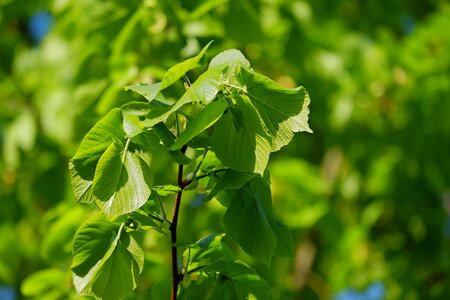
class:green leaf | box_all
[153,184,181,196]
[72,215,144,300]
[203,170,256,202]
[273,219,294,257]
[209,49,251,81]
[170,99,227,150]
[71,214,119,276]
[69,159,96,203]
[72,108,125,162]
[21,268,67,297]
[236,66,312,151]
[121,101,152,116]
[124,82,161,102]
[160,41,213,90]
[208,261,273,300]
[123,113,143,138]
[92,140,153,217]
[90,233,144,300]
[153,123,192,165]
[212,95,271,174]
[141,67,223,128]
[223,178,277,264]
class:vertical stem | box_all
[170,145,187,300]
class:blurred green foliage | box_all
[1,0,449,299]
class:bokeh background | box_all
[1,0,449,299]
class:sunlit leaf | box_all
[171,99,227,150]
[124,82,161,102]
[92,140,153,217]
[160,41,213,90]
[236,66,312,151]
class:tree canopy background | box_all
[0,0,449,299]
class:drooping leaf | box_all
[72,108,125,162]
[212,95,271,174]
[160,41,213,90]
[223,178,277,264]
[236,66,312,151]
[90,234,144,300]
[71,214,120,276]
[72,215,144,300]
[124,82,161,102]
[170,99,227,150]
[92,140,153,217]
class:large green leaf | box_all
[209,49,250,83]
[71,214,119,276]
[72,215,144,300]
[170,99,227,150]
[212,95,271,174]
[223,178,277,264]
[160,41,213,90]
[236,66,312,151]
[72,108,125,162]
[92,140,153,217]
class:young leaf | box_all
[170,99,227,150]
[209,49,251,82]
[236,66,312,151]
[92,140,153,217]
[223,178,277,264]
[212,95,271,174]
[124,82,161,102]
[72,108,125,162]
[141,67,223,128]
[160,41,213,90]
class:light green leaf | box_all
[153,184,181,196]
[170,99,227,150]
[92,140,153,217]
[72,108,125,162]
[69,160,96,203]
[121,101,152,116]
[123,113,143,138]
[223,178,276,264]
[124,82,161,102]
[141,67,223,128]
[21,268,67,297]
[160,41,213,90]
[212,95,271,174]
[209,49,251,81]
[236,66,312,151]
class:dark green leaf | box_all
[153,123,191,165]
[170,99,227,150]
[273,219,294,257]
[203,170,256,202]
[223,178,276,264]
[212,95,271,174]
